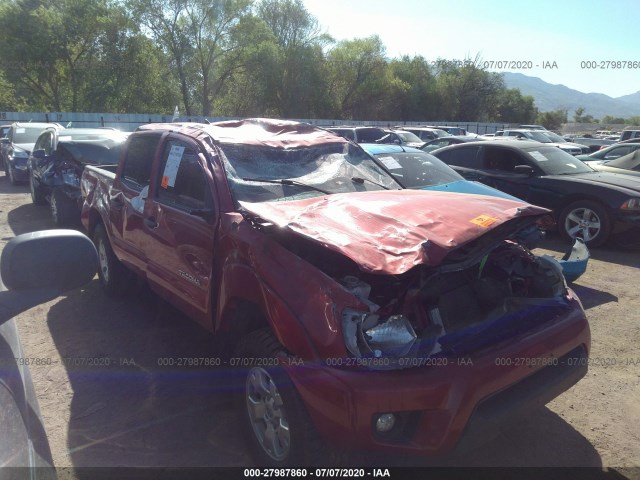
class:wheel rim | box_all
[565,207,601,242]
[97,238,110,283]
[245,367,290,461]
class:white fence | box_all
[0,111,510,134]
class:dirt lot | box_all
[1,171,639,477]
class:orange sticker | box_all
[470,215,498,228]
[161,175,169,189]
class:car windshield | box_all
[372,151,463,188]
[394,131,422,143]
[219,142,399,203]
[14,127,46,144]
[541,131,566,143]
[525,147,594,175]
[525,131,553,143]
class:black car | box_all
[432,140,640,247]
[420,135,483,153]
[0,229,98,476]
[28,128,127,226]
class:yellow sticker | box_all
[161,175,169,189]
[470,215,498,228]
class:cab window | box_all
[156,140,208,211]
[121,133,161,191]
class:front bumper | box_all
[288,292,590,456]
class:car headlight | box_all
[12,151,28,159]
[342,309,418,360]
[620,198,640,211]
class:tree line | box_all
[1,0,544,124]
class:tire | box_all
[51,188,78,226]
[559,200,611,247]
[235,328,326,466]
[30,171,47,205]
[7,163,18,185]
[93,223,135,296]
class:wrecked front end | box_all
[239,190,590,454]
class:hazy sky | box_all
[302,0,639,98]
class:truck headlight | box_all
[342,309,417,359]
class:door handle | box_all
[144,216,158,229]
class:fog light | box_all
[375,413,396,433]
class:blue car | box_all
[361,144,589,282]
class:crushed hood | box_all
[240,190,550,275]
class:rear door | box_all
[143,134,217,327]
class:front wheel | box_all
[559,200,611,247]
[30,171,47,205]
[7,163,18,185]
[93,223,135,296]
[236,329,326,466]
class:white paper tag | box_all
[162,145,185,188]
[378,155,403,170]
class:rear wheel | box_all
[236,328,326,466]
[93,223,135,296]
[559,200,611,247]
[51,188,78,226]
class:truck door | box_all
[110,132,163,274]
[143,135,217,328]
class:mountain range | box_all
[502,72,640,119]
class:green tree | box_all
[432,58,504,121]
[573,107,598,123]
[492,88,538,124]
[254,0,333,117]
[385,56,437,120]
[536,109,568,130]
[601,115,627,124]
[325,35,389,119]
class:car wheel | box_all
[7,163,18,185]
[236,328,326,466]
[30,171,47,205]
[51,189,78,226]
[93,223,135,296]
[559,200,611,247]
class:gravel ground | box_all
[1,172,638,479]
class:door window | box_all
[156,140,208,211]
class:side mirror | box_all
[514,165,534,176]
[0,230,98,324]
[32,149,46,159]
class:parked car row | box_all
[430,140,640,247]
[74,118,591,466]
[0,122,128,227]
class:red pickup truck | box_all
[80,119,590,466]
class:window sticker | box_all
[470,215,498,228]
[16,128,25,134]
[529,151,548,162]
[58,136,72,142]
[378,155,403,170]
[162,145,185,188]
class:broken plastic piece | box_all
[557,238,589,283]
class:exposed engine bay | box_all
[269,226,570,368]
